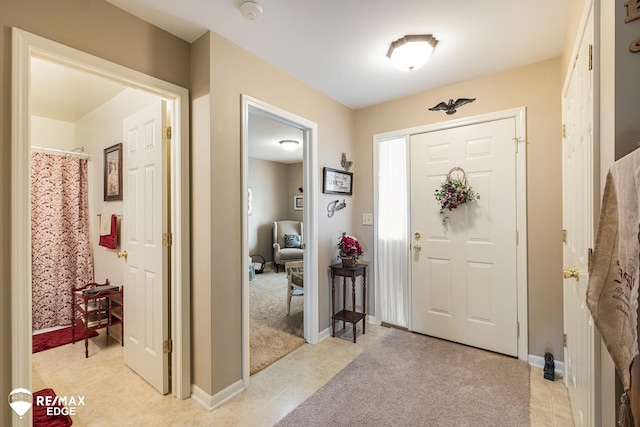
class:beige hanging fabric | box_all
[586,149,640,426]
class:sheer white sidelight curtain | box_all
[376,136,410,328]
[31,152,94,330]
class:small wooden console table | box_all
[330,263,368,343]
[71,281,123,358]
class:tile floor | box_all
[32,324,573,426]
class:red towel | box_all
[98,214,117,249]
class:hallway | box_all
[32,324,573,426]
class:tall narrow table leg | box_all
[331,274,336,337]
[351,276,357,343]
[362,270,367,335]
[342,277,346,329]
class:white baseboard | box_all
[191,380,244,411]
[528,354,564,376]
[318,327,331,342]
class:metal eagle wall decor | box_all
[429,98,476,115]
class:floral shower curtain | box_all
[31,152,94,330]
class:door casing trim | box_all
[11,28,191,426]
[240,94,319,387]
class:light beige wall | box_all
[287,163,304,222]
[191,31,355,396]
[31,116,76,150]
[1,1,190,423]
[354,58,564,359]
[248,158,290,261]
[190,33,213,395]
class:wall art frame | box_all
[104,142,123,201]
[323,167,353,195]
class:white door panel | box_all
[410,118,518,356]
[123,100,169,394]
[562,5,597,425]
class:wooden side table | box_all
[330,263,368,343]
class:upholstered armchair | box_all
[273,220,304,273]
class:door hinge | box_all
[562,124,566,138]
[588,248,594,270]
[163,125,172,140]
[563,333,567,347]
[588,44,593,71]
[163,232,173,247]
[517,322,520,337]
[516,230,519,245]
[562,229,567,243]
[163,339,172,353]
[513,137,519,153]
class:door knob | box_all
[413,244,422,252]
[117,250,128,260]
[563,266,579,281]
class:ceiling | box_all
[31,57,126,123]
[31,58,303,163]
[30,0,573,163]
[248,114,304,164]
[105,0,572,110]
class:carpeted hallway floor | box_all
[250,269,305,374]
[32,324,573,425]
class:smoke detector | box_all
[239,1,263,20]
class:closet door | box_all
[562,3,597,425]
[122,100,170,395]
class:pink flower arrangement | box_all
[337,232,364,261]
[434,171,479,223]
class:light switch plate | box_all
[362,213,373,225]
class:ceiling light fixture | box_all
[239,1,263,20]
[387,34,438,71]
[279,140,299,152]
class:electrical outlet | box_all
[362,213,373,225]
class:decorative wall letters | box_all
[625,0,640,52]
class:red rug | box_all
[33,325,98,354]
[33,388,73,427]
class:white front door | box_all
[122,100,169,394]
[410,118,519,356]
[562,4,598,425]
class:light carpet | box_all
[277,328,530,427]
[250,270,305,375]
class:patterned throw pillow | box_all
[284,234,301,248]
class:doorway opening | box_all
[241,95,319,385]
[373,108,529,361]
[247,112,305,375]
[11,29,191,417]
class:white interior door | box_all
[410,118,518,356]
[562,5,597,425]
[122,100,169,394]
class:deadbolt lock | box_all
[414,232,421,240]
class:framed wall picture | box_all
[294,195,303,210]
[323,167,353,195]
[104,143,123,201]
